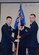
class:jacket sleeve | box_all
[11,27,18,42]
[1,26,8,35]
[25,24,38,36]
[20,23,38,38]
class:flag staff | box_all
[16,17,21,55]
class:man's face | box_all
[6,18,12,26]
[29,15,36,23]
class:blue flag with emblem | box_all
[14,4,26,29]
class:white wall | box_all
[0,3,39,43]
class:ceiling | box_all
[0,0,39,3]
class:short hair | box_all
[6,16,12,20]
[30,14,36,17]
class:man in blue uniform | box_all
[1,16,15,55]
[13,16,27,55]
[19,14,38,55]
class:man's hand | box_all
[17,35,21,39]
[14,39,20,43]
[14,35,21,43]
